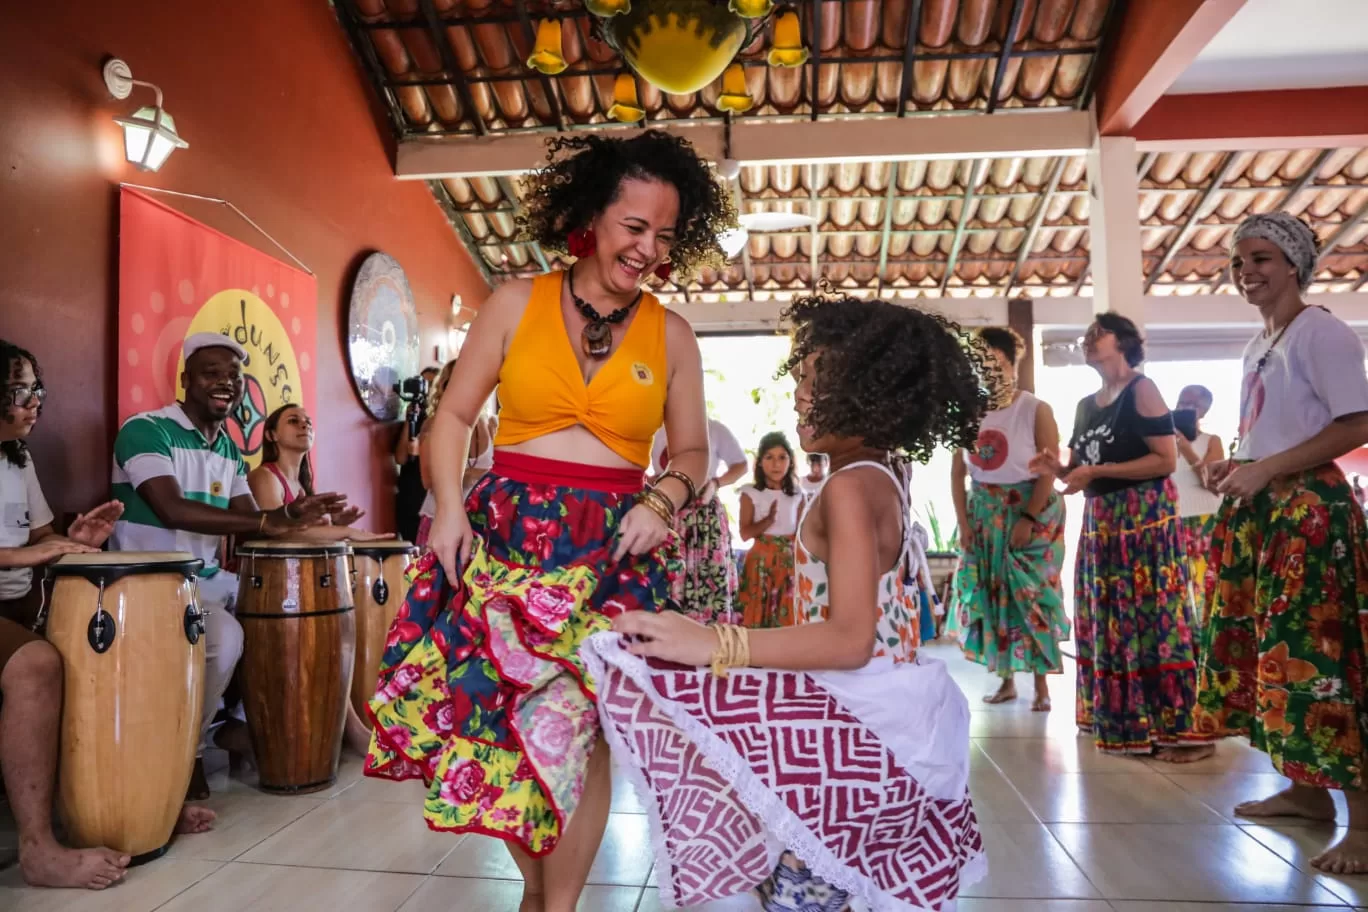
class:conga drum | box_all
[349,540,418,723]
[236,541,355,794]
[45,552,205,864]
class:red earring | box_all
[654,261,673,281]
[567,226,596,259]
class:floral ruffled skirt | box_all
[738,535,797,629]
[674,496,737,624]
[363,454,679,854]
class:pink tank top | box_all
[264,463,297,505]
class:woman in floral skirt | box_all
[950,326,1069,711]
[1030,313,1210,759]
[363,130,732,912]
[737,431,803,628]
[1196,212,1368,874]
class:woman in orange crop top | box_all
[363,130,735,912]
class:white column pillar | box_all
[1087,135,1145,326]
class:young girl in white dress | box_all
[738,431,804,628]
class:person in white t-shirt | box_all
[1170,384,1224,627]
[799,452,827,498]
[1196,212,1368,874]
[736,431,803,627]
[0,340,134,889]
[650,417,748,623]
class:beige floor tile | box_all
[966,765,1040,823]
[399,877,641,911]
[240,800,458,874]
[164,795,325,861]
[435,833,523,880]
[636,888,760,911]
[1011,772,1227,824]
[976,735,1156,779]
[587,813,656,886]
[611,766,649,815]
[1165,774,1350,825]
[959,824,1100,899]
[155,862,424,911]
[969,709,1083,739]
[0,859,223,912]
[1048,823,1345,904]
[206,750,366,801]
[1110,904,1351,911]
[1240,822,1368,907]
[957,902,1114,912]
[334,773,432,805]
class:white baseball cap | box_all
[183,332,248,361]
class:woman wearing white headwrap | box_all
[1193,211,1368,873]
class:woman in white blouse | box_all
[736,431,803,628]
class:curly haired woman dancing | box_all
[586,295,987,911]
[362,130,733,912]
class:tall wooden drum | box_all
[236,541,355,794]
[349,540,418,723]
[45,552,205,865]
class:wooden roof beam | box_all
[1094,0,1247,136]
[1134,87,1368,152]
[1004,156,1067,297]
[1143,152,1239,293]
[394,111,1095,179]
[938,159,986,296]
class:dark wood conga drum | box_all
[236,541,355,794]
[45,552,205,864]
[349,540,417,723]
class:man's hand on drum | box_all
[430,508,474,582]
[613,503,671,563]
[263,492,348,536]
[330,504,367,527]
[66,500,124,548]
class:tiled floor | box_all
[4,643,1368,911]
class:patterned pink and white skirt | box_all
[582,635,987,911]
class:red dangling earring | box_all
[654,261,673,281]
[567,226,596,259]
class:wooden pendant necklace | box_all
[567,268,639,359]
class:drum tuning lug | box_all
[87,610,116,654]
[320,574,332,589]
[372,577,390,605]
[183,603,205,645]
[252,576,263,589]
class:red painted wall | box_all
[0,1,487,529]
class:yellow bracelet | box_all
[257,512,267,535]
[709,623,750,678]
[636,488,675,525]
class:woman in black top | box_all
[1031,313,1212,761]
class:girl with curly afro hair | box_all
[365,130,731,912]
[595,295,989,910]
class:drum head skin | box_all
[49,552,203,583]
[351,540,417,559]
[237,540,351,558]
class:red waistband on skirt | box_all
[492,452,645,495]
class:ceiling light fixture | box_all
[103,58,189,172]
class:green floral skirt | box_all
[1194,464,1368,789]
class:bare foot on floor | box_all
[1312,829,1368,874]
[1153,745,1216,764]
[175,804,217,835]
[1031,691,1051,712]
[20,842,130,890]
[983,681,1017,705]
[1235,785,1337,821]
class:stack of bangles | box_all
[256,501,299,534]
[635,468,698,525]
[710,623,750,677]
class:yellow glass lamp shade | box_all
[527,19,568,75]
[603,0,749,95]
[729,0,773,17]
[609,73,646,122]
[716,63,753,112]
[586,0,632,15]
[767,9,809,68]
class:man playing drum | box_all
[0,339,138,888]
[109,333,353,799]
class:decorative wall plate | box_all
[347,252,420,420]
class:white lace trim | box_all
[581,633,987,912]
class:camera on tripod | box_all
[394,375,429,437]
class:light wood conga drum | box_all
[236,541,355,794]
[349,540,418,723]
[45,552,205,864]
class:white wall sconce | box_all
[103,58,188,172]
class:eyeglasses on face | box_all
[6,385,45,409]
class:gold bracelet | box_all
[257,512,267,535]
[636,488,675,525]
[709,623,751,678]
[645,485,678,516]
[659,469,698,506]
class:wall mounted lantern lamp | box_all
[103,58,188,172]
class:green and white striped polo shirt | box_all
[110,404,252,577]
